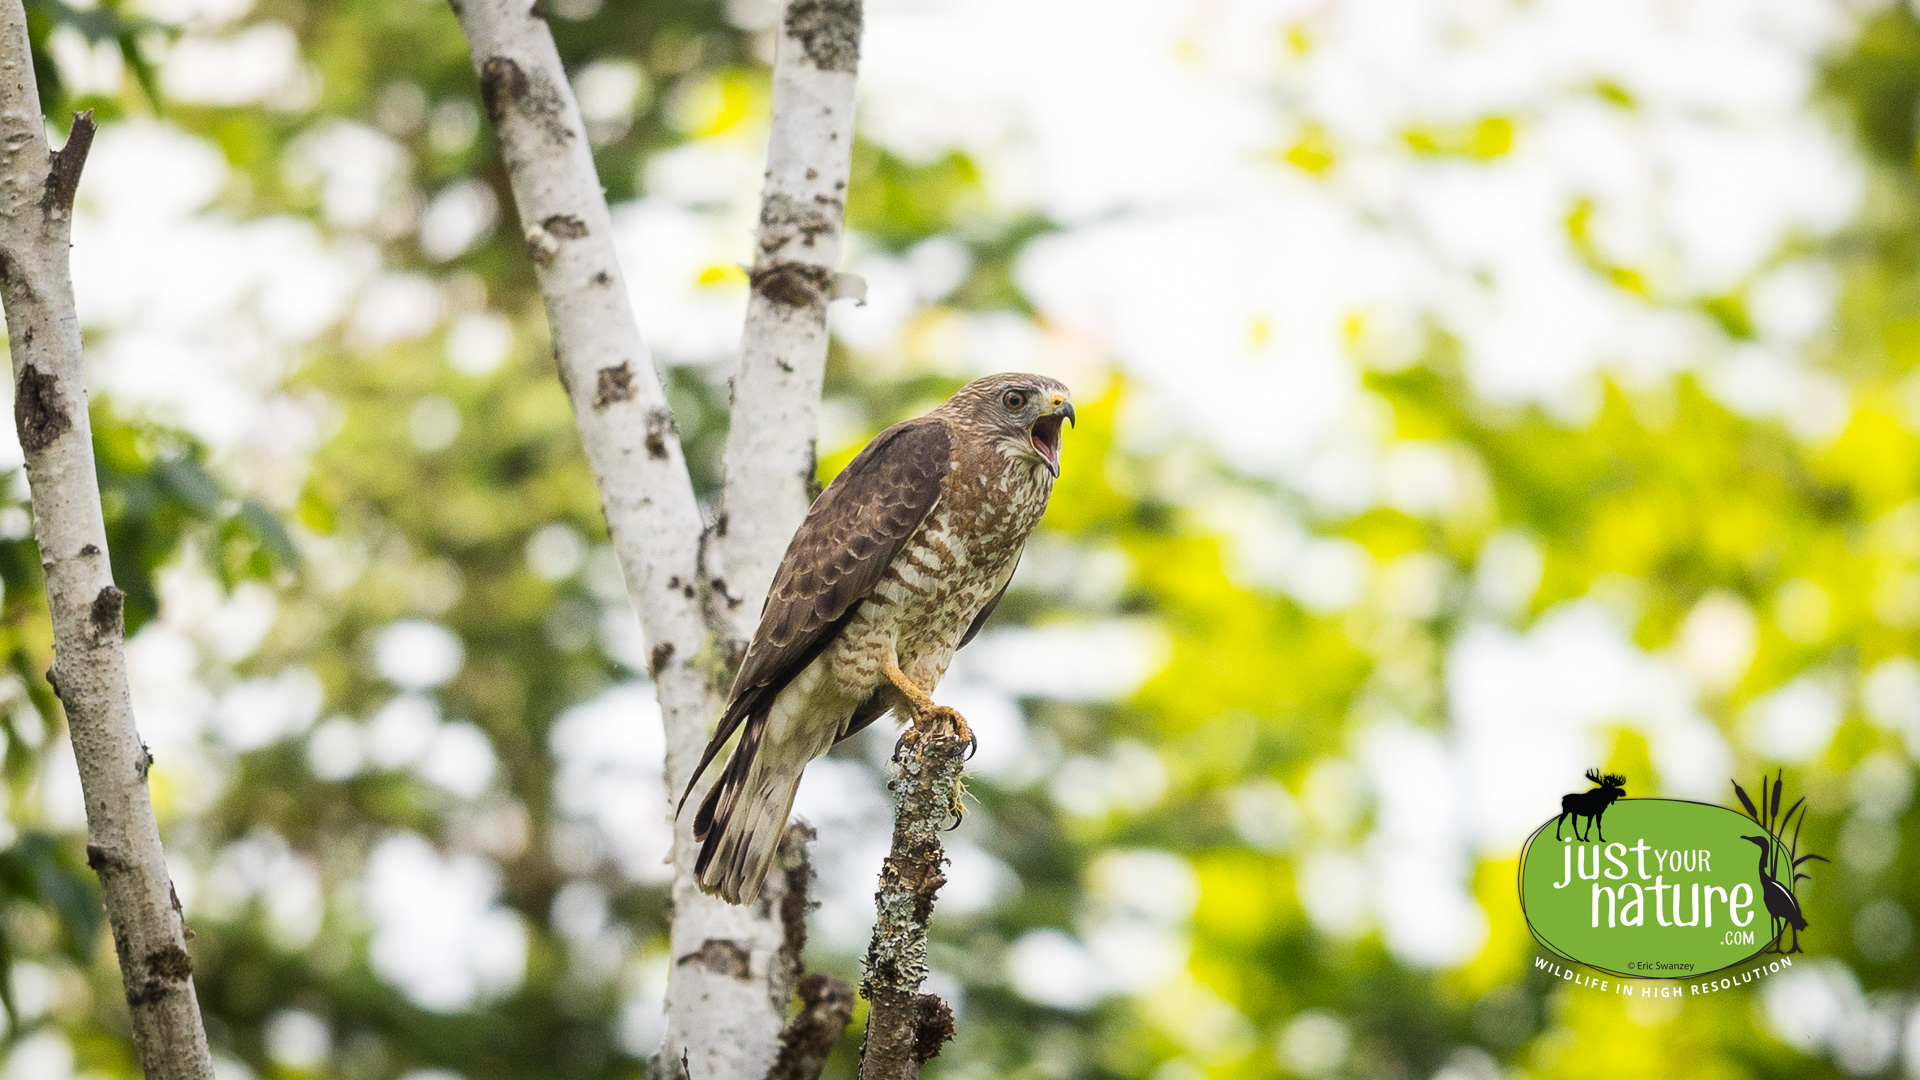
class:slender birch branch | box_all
[859,722,965,1080]
[716,0,865,622]
[0,9,213,1077]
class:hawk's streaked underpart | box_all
[681,373,1075,903]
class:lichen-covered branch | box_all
[716,0,865,622]
[0,7,212,1077]
[859,722,966,1080]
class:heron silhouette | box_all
[1741,834,1808,953]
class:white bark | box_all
[717,0,865,621]
[445,4,835,1077]
[0,7,213,1078]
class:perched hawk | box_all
[682,373,1075,903]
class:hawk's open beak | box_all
[1030,397,1073,477]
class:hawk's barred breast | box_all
[829,452,1053,705]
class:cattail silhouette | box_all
[1554,769,1627,842]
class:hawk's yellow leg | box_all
[882,661,975,754]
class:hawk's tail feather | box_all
[691,714,761,844]
[693,721,801,904]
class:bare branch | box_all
[768,974,856,1080]
[717,0,865,623]
[42,110,93,221]
[859,721,966,1080]
[0,8,212,1078]
[764,823,853,1080]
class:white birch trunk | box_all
[717,0,864,621]
[0,7,213,1077]
[444,4,819,1076]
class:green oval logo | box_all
[1519,792,1816,978]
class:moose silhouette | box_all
[1554,769,1627,842]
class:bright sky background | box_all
[0,0,1902,1076]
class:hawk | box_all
[681,373,1075,903]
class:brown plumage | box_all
[682,373,1075,903]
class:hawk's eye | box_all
[1002,390,1029,411]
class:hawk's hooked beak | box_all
[1029,396,1074,477]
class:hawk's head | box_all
[944,373,1075,477]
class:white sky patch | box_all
[1678,590,1761,694]
[419,180,500,262]
[549,684,672,884]
[417,722,498,800]
[1358,722,1488,968]
[48,25,125,98]
[366,694,441,769]
[1763,958,1903,1075]
[61,120,353,523]
[37,740,87,832]
[527,523,588,581]
[211,668,324,751]
[1863,657,1920,758]
[610,197,751,367]
[199,831,324,949]
[617,951,672,1058]
[1447,599,1733,857]
[263,1009,329,1069]
[284,121,409,230]
[1742,675,1845,764]
[1276,1009,1351,1078]
[1005,928,1109,1011]
[161,23,302,106]
[134,0,258,30]
[446,312,514,376]
[351,273,444,347]
[1048,740,1170,822]
[964,620,1168,701]
[3,1032,77,1080]
[792,756,892,950]
[125,624,213,757]
[1080,848,1198,996]
[373,620,465,690]
[365,832,527,1012]
[856,0,1861,498]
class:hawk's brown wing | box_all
[680,416,950,818]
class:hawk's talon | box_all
[913,704,970,746]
